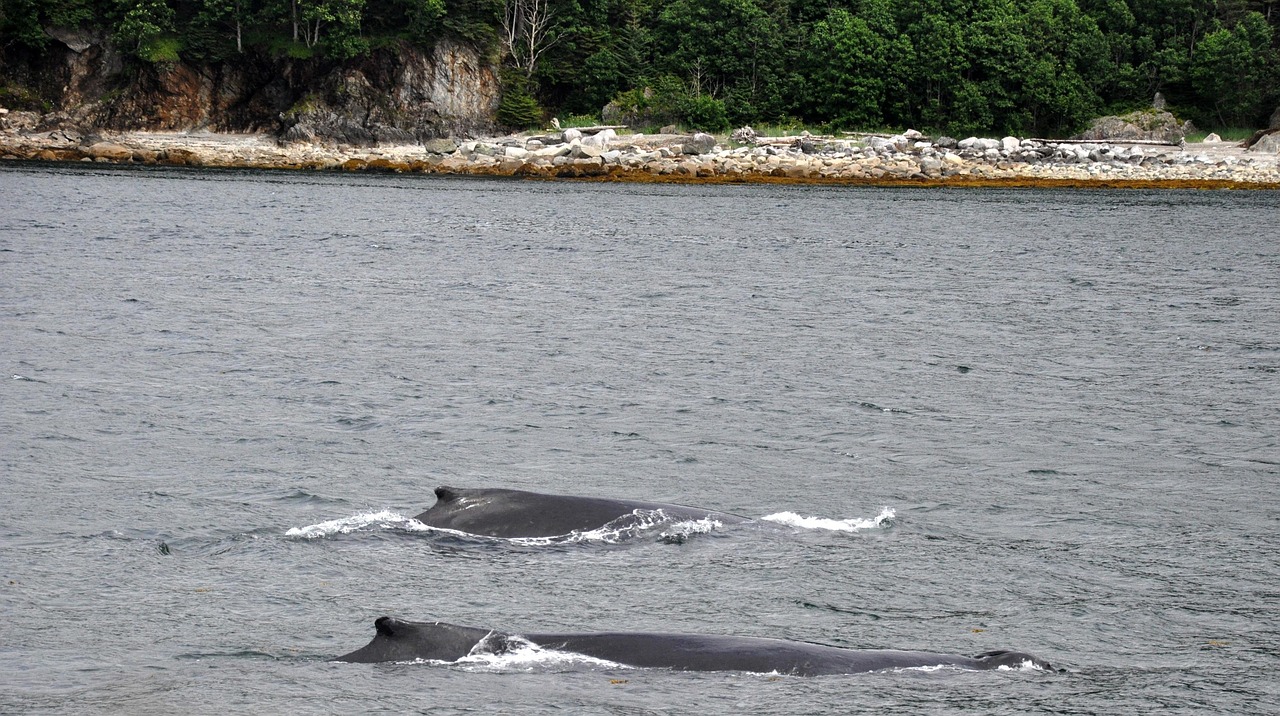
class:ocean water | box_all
[1,164,1277,714]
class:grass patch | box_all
[141,36,182,63]
[558,114,602,128]
[1186,128,1254,142]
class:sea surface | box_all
[1,163,1278,714]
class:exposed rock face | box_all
[6,36,498,143]
[96,58,291,133]
[278,41,500,145]
[1074,109,1196,143]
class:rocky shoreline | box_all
[3,119,1279,189]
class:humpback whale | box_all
[413,486,745,539]
[337,617,1057,676]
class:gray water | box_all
[2,164,1278,714]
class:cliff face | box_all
[4,31,499,143]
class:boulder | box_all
[1202,133,1221,143]
[422,137,458,154]
[570,144,603,159]
[582,128,616,148]
[731,126,758,145]
[1270,106,1280,130]
[1073,109,1194,143]
[1248,132,1280,154]
[534,144,571,158]
[681,132,717,155]
[86,141,133,161]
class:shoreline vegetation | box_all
[3,0,1277,142]
[4,123,1279,190]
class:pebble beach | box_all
[3,121,1278,189]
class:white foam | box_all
[287,508,722,544]
[508,509,721,545]
[450,635,629,672]
[760,506,895,531]
[996,658,1045,672]
[285,510,427,538]
[659,516,724,541]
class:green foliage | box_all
[113,0,176,53]
[1188,13,1276,128]
[558,113,600,127]
[1,0,51,50]
[608,74,732,129]
[496,69,542,129]
[140,35,182,62]
[798,7,902,131]
[3,0,1279,137]
[440,0,501,46]
[677,93,728,131]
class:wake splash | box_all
[996,659,1049,672]
[284,508,723,544]
[760,507,896,531]
[286,506,893,541]
[285,511,430,539]
[441,634,630,672]
[507,509,725,546]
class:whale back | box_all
[523,632,1038,675]
[335,617,491,663]
[971,649,1057,671]
[338,617,1057,675]
[413,486,730,538]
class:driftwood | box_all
[1032,138,1179,146]
[570,125,629,135]
[838,131,1180,147]
[840,131,904,139]
[755,134,837,145]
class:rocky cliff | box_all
[1,30,500,144]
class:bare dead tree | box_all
[501,0,560,78]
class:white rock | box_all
[582,128,616,148]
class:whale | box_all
[336,617,1057,676]
[412,486,746,539]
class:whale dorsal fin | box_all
[434,486,462,503]
[374,616,402,637]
